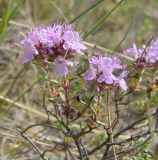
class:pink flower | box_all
[21,23,86,77]
[146,39,158,63]
[125,39,158,65]
[84,56,128,91]
[125,43,142,60]
[21,23,86,63]
[53,56,73,77]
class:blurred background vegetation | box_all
[0,0,158,159]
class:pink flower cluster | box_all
[21,23,86,77]
[83,56,128,91]
[21,23,130,91]
[21,24,158,91]
[125,39,158,68]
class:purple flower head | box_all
[63,30,86,55]
[84,56,128,91]
[21,23,86,64]
[125,43,148,68]
[125,39,158,66]
[83,65,96,81]
[53,56,73,77]
[125,43,143,60]
[146,39,158,63]
[21,38,38,63]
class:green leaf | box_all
[70,78,84,93]
[142,154,149,160]
[150,92,158,104]
[69,0,105,23]
[136,101,146,112]
[96,133,107,144]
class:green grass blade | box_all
[83,0,125,39]
[69,0,105,24]
[1,78,39,116]
[8,0,24,20]
[64,0,83,17]
[0,0,12,35]
[4,64,29,96]
[0,0,24,40]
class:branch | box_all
[17,128,48,160]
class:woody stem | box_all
[106,89,117,160]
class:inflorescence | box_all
[21,23,86,77]
[21,23,158,91]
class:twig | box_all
[42,86,50,122]
[86,111,154,156]
[80,139,88,159]
[107,136,151,159]
[17,128,48,160]
[103,89,117,160]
